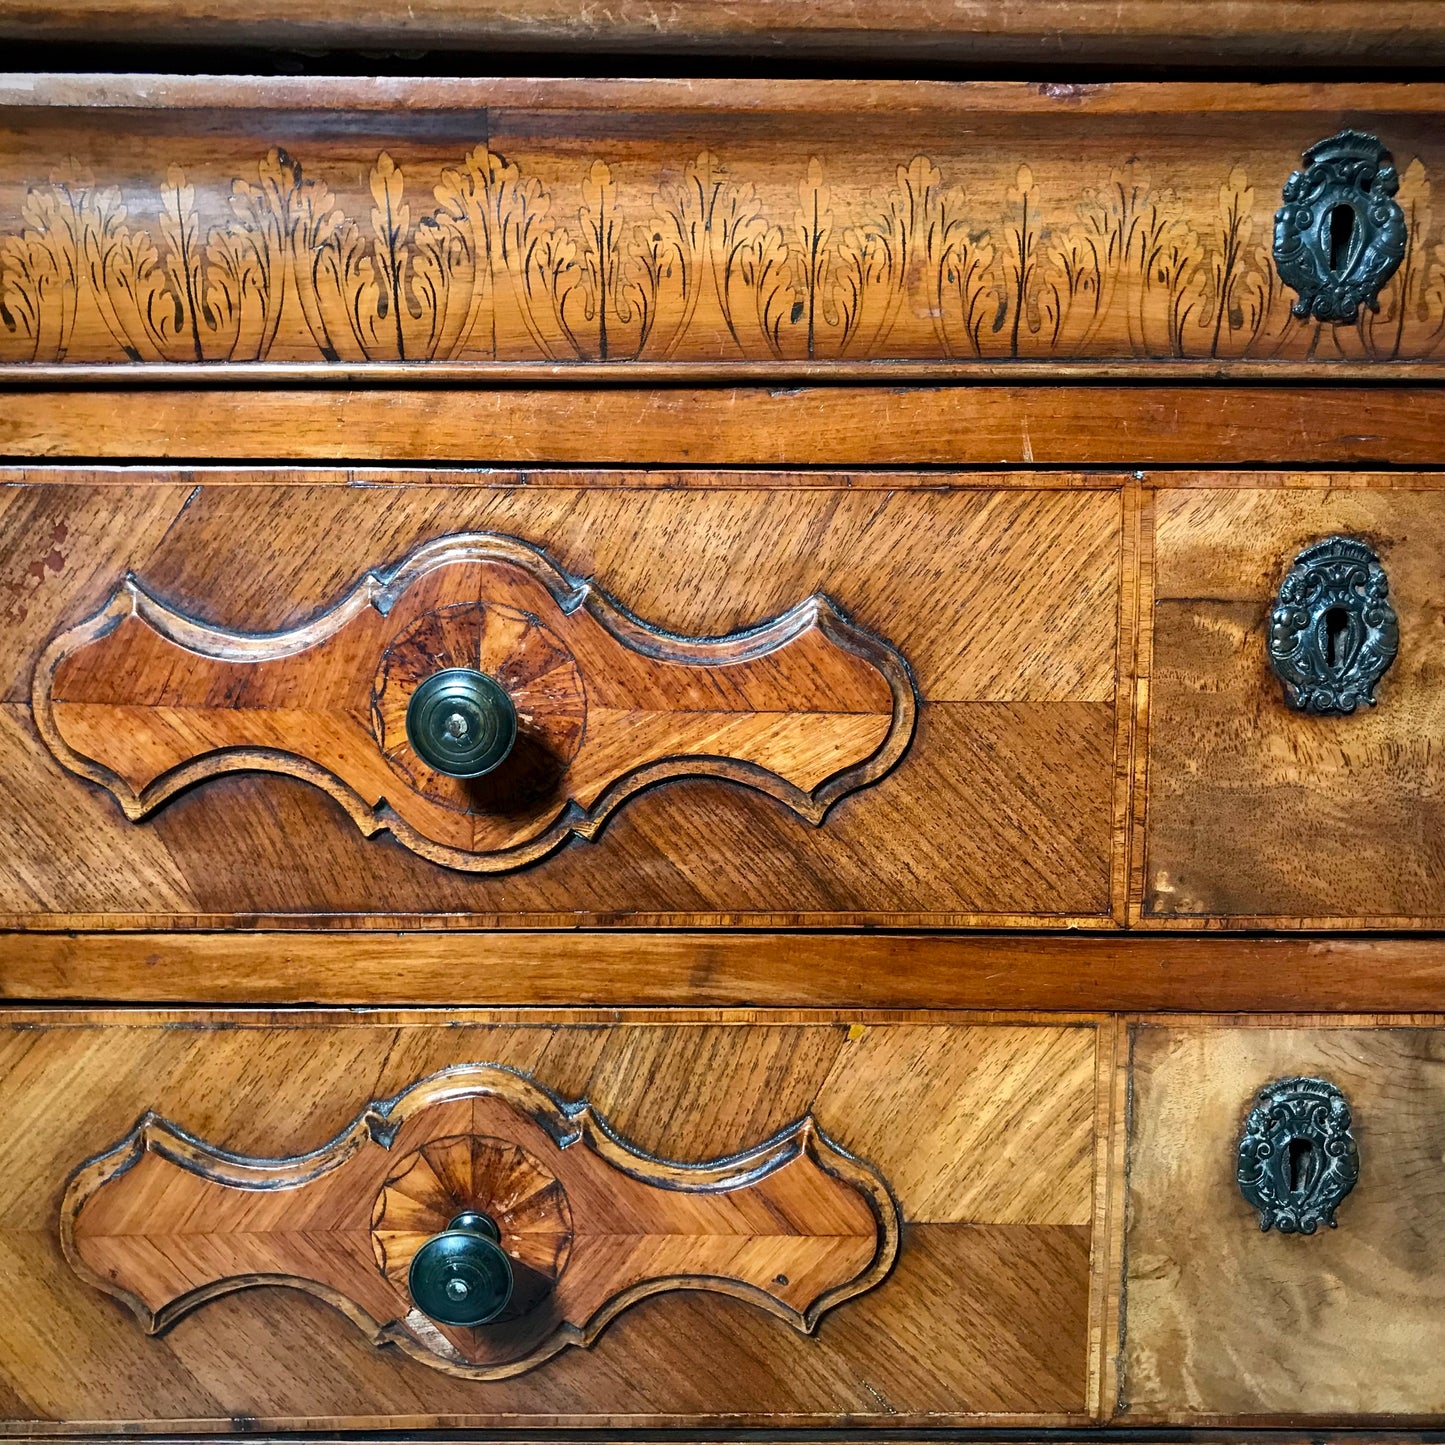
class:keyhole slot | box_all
[1328,203,1358,273]
[1324,606,1352,670]
[1286,1136,1315,1195]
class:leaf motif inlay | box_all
[6,143,1445,365]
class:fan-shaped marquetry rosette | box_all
[35,532,914,872]
[61,1063,899,1380]
[371,1133,573,1303]
[372,602,586,816]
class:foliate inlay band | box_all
[3,142,1443,368]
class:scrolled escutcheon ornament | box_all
[1237,1076,1359,1234]
[1273,130,1407,323]
[1268,536,1399,715]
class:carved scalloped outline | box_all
[32,531,917,873]
[60,1061,901,1382]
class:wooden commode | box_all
[2,12,1444,1442]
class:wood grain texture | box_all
[1,471,1120,928]
[3,3,1442,63]
[1123,1022,1445,1422]
[0,1010,1100,1429]
[11,388,1445,463]
[1143,481,1445,928]
[1125,485,1156,929]
[1110,479,1144,926]
[17,931,1445,1012]
[0,1439,1430,1445]
[1,79,1444,376]
[1092,1019,1130,1421]
[65,1062,895,1379]
[36,532,912,872]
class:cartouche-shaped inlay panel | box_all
[61,1063,899,1380]
[33,532,915,870]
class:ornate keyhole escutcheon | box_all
[1237,1076,1359,1234]
[1273,130,1407,324]
[1267,535,1399,715]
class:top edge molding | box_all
[5,75,1445,113]
[2,3,1445,66]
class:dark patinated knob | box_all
[407,1210,514,1326]
[405,668,517,778]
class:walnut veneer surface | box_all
[1125,1022,1445,1421]
[12,465,1445,931]
[2,52,1444,1445]
[7,468,1118,928]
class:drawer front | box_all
[0,1010,1103,1430]
[1143,478,1445,926]
[0,78,1443,379]
[1,468,1123,929]
[1122,1021,1445,1421]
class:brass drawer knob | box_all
[1237,1076,1359,1234]
[1268,535,1399,715]
[1274,129,1407,323]
[404,668,517,779]
[407,1210,514,1326]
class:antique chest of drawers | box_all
[3,16,1445,1443]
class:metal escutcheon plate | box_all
[1268,535,1399,715]
[1273,129,1407,323]
[1237,1076,1359,1234]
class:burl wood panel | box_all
[0,1011,1101,1429]
[65,1062,896,1378]
[37,533,911,871]
[0,470,1121,928]
[4,3,1442,64]
[1123,1022,1445,1422]
[1144,479,1445,927]
[3,78,1445,376]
